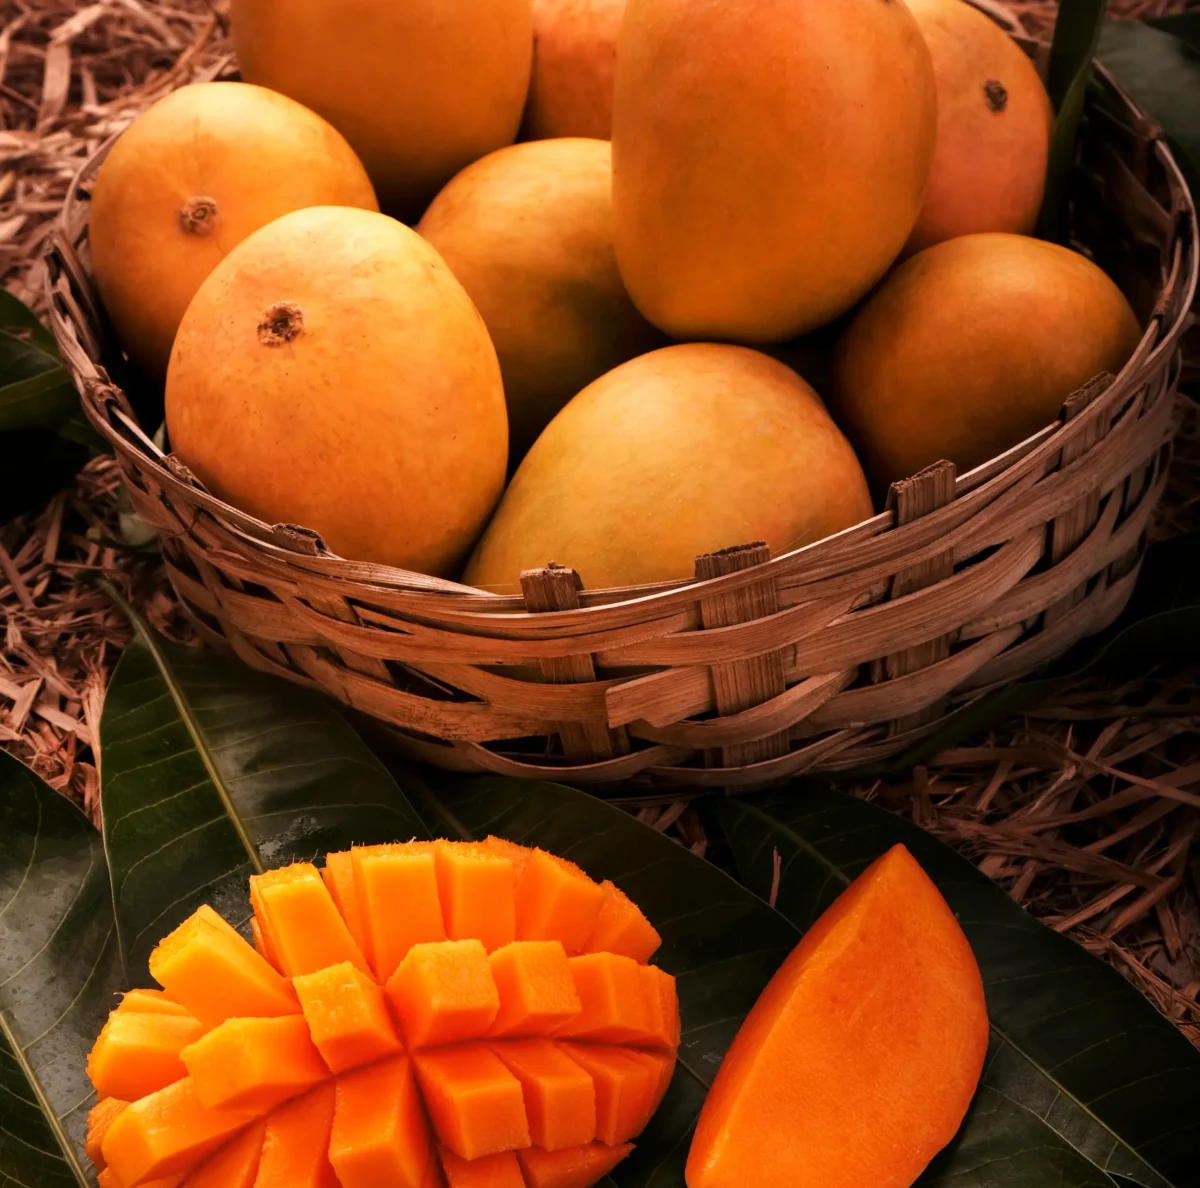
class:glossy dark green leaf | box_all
[714,786,1200,1188]
[1039,0,1108,241]
[0,290,60,357]
[1147,13,1200,54]
[99,592,430,983]
[0,328,78,433]
[405,771,800,1188]
[859,532,1200,775]
[0,748,123,1186]
[1098,19,1200,182]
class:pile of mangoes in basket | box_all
[90,0,1139,593]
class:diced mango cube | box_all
[294,961,403,1073]
[386,939,499,1050]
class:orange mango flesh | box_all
[295,960,404,1072]
[329,1055,434,1188]
[492,1040,597,1151]
[100,1076,256,1184]
[87,1098,129,1170]
[440,1146,527,1187]
[414,1044,532,1161]
[557,953,652,1042]
[181,1119,265,1188]
[353,844,446,980]
[180,1014,329,1112]
[88,1012,205,1103]
[559,1044,662,1147]
[88,842,675,1188]
[518,1142,633,1188]
[686,844,988,1188]
[250,864,370,978]
[116,990,193,1017]
[148,905,298,1029]
[254,1081,339,1187]
[514,851,607,953]
[387,939,500,1050]
[584,883,662,964]
[434,842,517,953]
[488,941,581,1037]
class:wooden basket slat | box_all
[43,58,1199,789]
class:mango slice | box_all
[488,942,581,1038]
[181,1015,329,1112]
[583,882,662,964]
[87,840,677,1188]
[182,1120,265,1188]
[148,905,297,1028]
[517,1142,633,1188]
[685,844,988,1188]
[492,1040,597,1151]
[440,1146,526,1187]
[329,1056,434,1188]
[295,961,403,1072]
[387,939,500,1050]
[88,1012,205,1103]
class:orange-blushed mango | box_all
[89,82,377,379]
[230,0,533,219]
[611,0,937,342]
[830,233,1142,490]
[905,0,1053,253]
[525,0,626,140]
[464,344,873,594]
[165,207,508,576]
[419,139,662,463]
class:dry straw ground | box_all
[0,0,1198,1044]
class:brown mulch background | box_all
[1,0,1199,1046]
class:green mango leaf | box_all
[99,590,430,982]
[0,748,123,1185]
[0,428,90,522]
[1147,13,1200,55]
[0,328,79,434]
[713,786,1200,1188]
[1039,0,1109,242]
[857,532,1200,776]
[0,290,60,357]
[1098,19,1200,183]
[405,771,799,1188]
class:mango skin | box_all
[230,0,533,219]
[166,207,508,576]
[524,0,626,140]
[89,82,377,380]
[419,139,663,465]
[905,0,1053,254]
[464,344,873,594]
[611,0,937,343]
[830,233,1143,491]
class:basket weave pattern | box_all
[46,60,1198,789]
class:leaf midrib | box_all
[103,581,262,876]
[0,1009,90,1188]
[727,801,1174,1188]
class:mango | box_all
[419,139,661,462]
[165,207,508,575]
[230,0,533,218]
[465,344,873,593]
[525,0,626,140]
[89,82,376,379]
[686,845,989,1188]
[830,233,1142,490]
[611,0,937,341]
[906,0,1053,253]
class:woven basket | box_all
[46,36,1198,790]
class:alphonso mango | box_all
[830,233,1143,490]
[89,82,377,380]
[419,139,662,464]
[165,207,507,576]
[686,844,988,1188]
[464,344,873,594]
[230,0,533,219]
[525,0,626,140]
[87,840,676,1188]
[905,0,1053,253]
[611,0,937,342]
